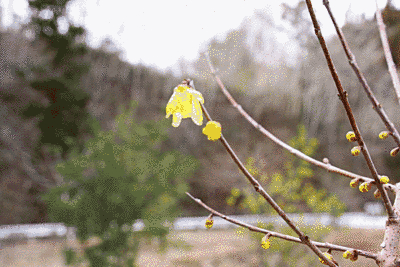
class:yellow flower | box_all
[261,235,270,250]
[165,81,204,127]
[202,121,222,141]
[346,131,356,142]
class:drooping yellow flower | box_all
[202,121,222,141]
[165,80,204,127]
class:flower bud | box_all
[343,250,358,261]
[343,250,352,259]
[205,214,214,229]
[346,131,356,142]
[379,175,389,184]
[374,189,381,199]
[261,235,271,250]
[202,121,222,141]
[390,147,400,157]
[359,182,372,192]
[351,146,361,156]
[319,252,335,265]
[350,179,359,188]
[379,131,390,140]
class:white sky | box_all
[1,0,400,73]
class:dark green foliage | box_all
[21,0,95,159]
[42,102,198,266]
[63,248,76,265]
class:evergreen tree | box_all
[43,102,198,266]
[21,0,94,160]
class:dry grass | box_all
[0,227,384,266]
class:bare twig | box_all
[322,0,400,148]
[195,99,338,266]
[186,192,378,261]
[305,0,394,219]
[204,52,395,194]
[375,0,400,105]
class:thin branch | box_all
[204,52,395,194]
[195,99,338,267]
[186,192,378,261]
[375,0,400,105]
[305,0,395,219]
[322,0,400,148]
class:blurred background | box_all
[0,0,400,266]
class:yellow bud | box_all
[343,250,351,259]
[351,146,361,156]
[205,219,213,229]
[202,121,222,141]
[390,147,400,157]
[350,253,358,261]
[261,235,271,250]
[350,179,359,188]
[359,182,371,192]
[379,131,390,140]
[319,252,334,265]
[379,175,389,184]
[346,131,356,142]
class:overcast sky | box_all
[1,0,399,73]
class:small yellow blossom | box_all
[261,235,271,250]
[205,219,213,229]
[379,175,389,184]
[346,131,356,142]
[202,121,222,141]
[165,80,204,127]
[379,131,390,140]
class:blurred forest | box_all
[0,1,400,225]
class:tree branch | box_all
[375,0,400,106]
[305,0,395,219]
[321,0,400,148]
[204,52,395,194]
[195,97,338,266]
[186,192,378,261]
